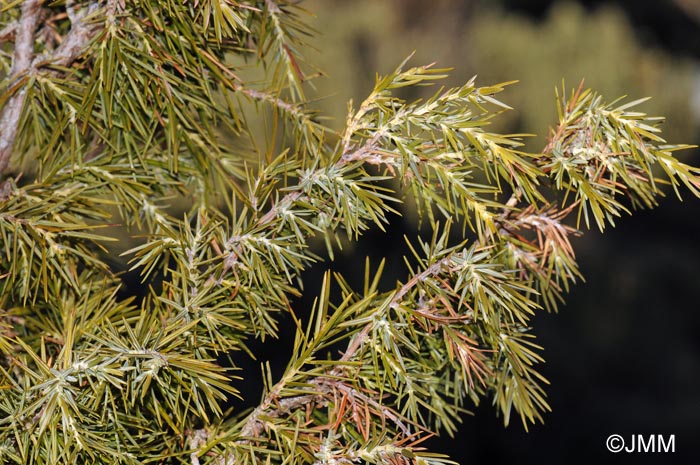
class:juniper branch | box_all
[0,0,119,176]
[2,1,700,463]
[0,0,41,175]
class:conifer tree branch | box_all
[215,77,699,457]
[48,1,101,68]
[193,74,598,462]
[0,0,116,177]
[2,1,700,462]
[0,0,41,176]
[224,212,523,460]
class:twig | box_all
[0,0,109,177]
[250,89,388,231]
[46,2,100,68]
[232,82,300,117]
[0,21,18,43]
[10,1,41,76]
[336,257,450,366]
[65,0,80,25]
[0,0,42,175]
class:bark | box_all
[0,0,105,177]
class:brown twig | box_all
[49,1,101,68]
[0,21,18,43]
[0,0,42,176]
[0,0,110,177]
[232,82,300,116]
[336,257,450,366]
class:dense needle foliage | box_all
[0,1,698,464]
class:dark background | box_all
[239,1,700,464]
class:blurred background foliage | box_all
[305,0,699,148]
